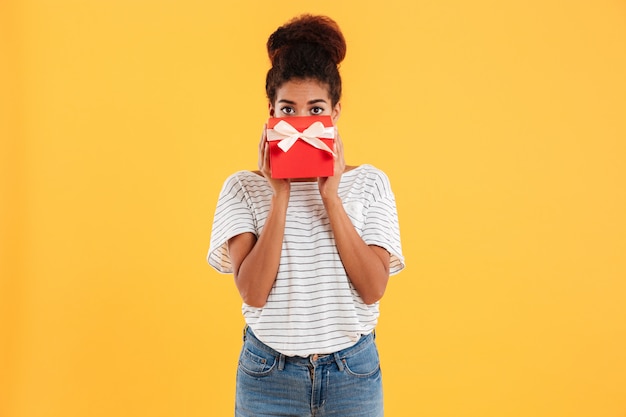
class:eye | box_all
[310,107,325,115]
[280,106,295,115]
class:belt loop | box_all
[278,354,286,371]
[333,352,344,371]
[242,325,248,342]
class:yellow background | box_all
[2,1,626,416]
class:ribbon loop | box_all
[267,120,336,156]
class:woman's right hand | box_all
[229,124,290,308]
[258,124,291,197]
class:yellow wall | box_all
[2,1,626,416]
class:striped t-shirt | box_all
[208,164,405,357]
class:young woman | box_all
[208,14,405,417]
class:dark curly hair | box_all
[266,14,346,106]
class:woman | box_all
[208,14,405,417]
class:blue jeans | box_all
[235,327,384,417]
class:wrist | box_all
[322,194,342,209]
[270,179,291,197]
[271,189,290,207]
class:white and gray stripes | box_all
[208,164,404,357]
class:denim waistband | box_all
[243,326,375,369]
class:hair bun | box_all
[267,14,346,67]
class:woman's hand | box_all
[318,128,345,201]
[258,124,291,197]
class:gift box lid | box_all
[266,115,335,179]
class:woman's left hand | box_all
[318,127,345,201]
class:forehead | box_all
[275,79,331,102]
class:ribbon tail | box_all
[302,137,336,156]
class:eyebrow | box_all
[278,99,328,105]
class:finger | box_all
[335,129,344,152]
[334,130,344,157]
[264,142,270,164]
[258,124,267,169]
[264,142,272,175]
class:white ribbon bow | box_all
[267,120,336,156]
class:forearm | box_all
[232,194,288,307]
[323,196,390,304]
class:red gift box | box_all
[266,116,335,179]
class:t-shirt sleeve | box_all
[207,173,258,274]
[361,172,405,275]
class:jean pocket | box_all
[342,342,381,378]
[238,344,277,378]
